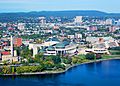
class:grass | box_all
[102,55,113,59]
[109,50,120,55]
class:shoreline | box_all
[1,57,120,76]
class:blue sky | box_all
[0,0,119,13]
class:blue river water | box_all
[1,59,120,86]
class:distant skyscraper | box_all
[18,23,25,30]
[117,19,120,25]
[105,19,115,25]
[75,33,82,39]
[74,16,82,25]
[39,17,46,24]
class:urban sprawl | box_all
[0,15,120,75]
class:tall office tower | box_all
[74,16,83,24]
[117,19,120,25]
[18,23,25,31]
[11,35,14,57]
[105,19,115,25]
[39,17,46,24]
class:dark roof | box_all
[46,37,60,42]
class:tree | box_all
[55,64,66,70]
[20,47,32,59]
[62,57,72,64]
[43,61,55,69]
[34,53,44,63]
[2,66,11,74]
[72,57,78,64]
[85,52,95,60]
[50,55,61,64]
[16,66,43,74]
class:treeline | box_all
[0,52,108,75]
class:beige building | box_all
[2,55,18,62]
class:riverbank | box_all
[1,56,120,76]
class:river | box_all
[0,59,120,86]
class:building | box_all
[29,37,78,57]
[106,19,115,25]
[74,16,82,25]
[67,35,75,39]
[18,23,25,30]
[87,26,97,31]
[109,26,116,32]
[39,17,46,24]
[86,37,114,44]
[29,37,60,56]
[86,37,119,49]
[0,36,19,62]
[1,53,18,62]
[85,48,109,54]
[14,38,22,47]
[75,33,82,39]
[117,19,120,26]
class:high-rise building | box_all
[106,19,115,25]
[18,23,25,30]
[75,33,82,39]
[39,17,46,24]
[117,19,120,25]
[74,16,82,25]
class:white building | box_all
[1,36,19,62]
[86,37,114,44]
[105,19,114,25]
[68,35,75,39]
[75,33,82,39]
[117,19,120,25]
[29,37,78,57]
[85,48,109,54]
[86,37,119,49]
[39,17,46,24]
[74,16,82,23]
[18,23,25,30]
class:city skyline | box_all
[0,0,120,13]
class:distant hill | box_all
[0,10,108,18]
[0,10,120,22]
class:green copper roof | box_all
[55,43,65,48]
[39,49,45,53]
[47,46,55,51]
[46,37,60,42]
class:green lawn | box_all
[109,50,120,55]
[102,55,113,59]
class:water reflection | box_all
[1,59,120,86]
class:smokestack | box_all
[11,35,14,57]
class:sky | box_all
[0,0,120,13]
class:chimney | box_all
[11,35,14,57]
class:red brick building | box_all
[14,38,22,47]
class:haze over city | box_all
[0,0,120,13]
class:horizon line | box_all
[0,10,119,14]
